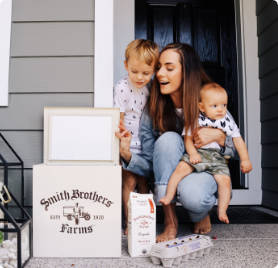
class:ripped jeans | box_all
[153,132,217,222]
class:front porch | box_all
[26,207,278,267]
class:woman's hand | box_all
[193,127,226,148]
[115,120,132,162]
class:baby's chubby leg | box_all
[214,174,231,224]
[160,161,194,206]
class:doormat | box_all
[156,206,278,224]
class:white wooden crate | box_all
[33,164,121,257]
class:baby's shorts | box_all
[181,148,230,177]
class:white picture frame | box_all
[44,107,120,165]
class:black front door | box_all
[135,0,243,188]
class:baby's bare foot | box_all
[194,215,211,234]
[218,209,229,224]
[159,196,171,206]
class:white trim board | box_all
[94,0,134,107]
[94,0,114,107]
[0,0,12,106]
[230,0,261,205]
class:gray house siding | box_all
[257,0,278,210]
[0,0,95,208]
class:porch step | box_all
[156,205,278,224]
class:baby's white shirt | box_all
[113,76,149,153]
[183,112,241,150]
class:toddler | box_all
[160,82,252,224]
[114,39,159,234]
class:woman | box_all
[117,43,234,242]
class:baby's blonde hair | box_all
[200,82,227,100]
[125,39,159,66]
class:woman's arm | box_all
[193,127,225,147]
[193,127,236,158]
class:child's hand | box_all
[189,153,202,164]
[240,159,252,173]
[119,119,126,131]
[115,124,132,162]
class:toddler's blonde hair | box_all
[125,39,159,66]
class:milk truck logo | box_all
[63,203,91,225]
[40,189,113,234]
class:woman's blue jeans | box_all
[153,132,217,222]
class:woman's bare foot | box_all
[194,215,211,234]
[156,204,178,243]
[159,196,171,206]
[156,223,177,243]
[218,208,229,224]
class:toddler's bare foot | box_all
[123,220,128,235]
[156,223,177,243]
[159,196,171,206]
[218,208,229,224]
[194,215,211,234]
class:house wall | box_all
[114,0,134,83]
[257,0,278,210]
[0,0,95,208]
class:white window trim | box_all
[0,0,12,106]
[231,0,261,205]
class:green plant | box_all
[0,231,3,244]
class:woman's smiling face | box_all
[156,49,183,97]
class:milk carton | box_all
[128,192,156,257]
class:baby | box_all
[160,82,252,224]
[114,39,159,234]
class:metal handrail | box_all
[0,132,24,165]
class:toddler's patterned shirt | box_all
[113,76,149,153]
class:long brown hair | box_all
[149,43,211,134]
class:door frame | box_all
[232,0,261,204]
[94,0,134,107]
[94,0,262,204]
